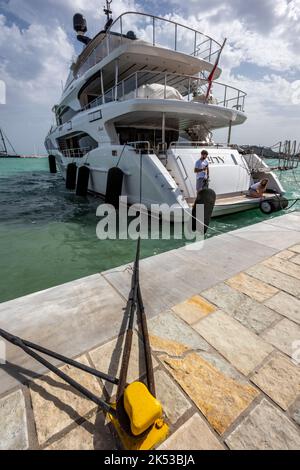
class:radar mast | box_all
[104,0,113,31]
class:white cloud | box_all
[0,15,74,105]
[157,1,300,73]
[214,72,300,145]
[1,0,136,35]
[0,0,299,153]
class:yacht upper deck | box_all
[81,70,247,114]
[72,12,223,80]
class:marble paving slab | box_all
[226,273,278,302]
[264,291,300,325]
[148,311,211,353]
[29,355,102,445]
[161,352,259,435]
[171,295,216,325]
[89,332,157,397]
[261,318,300,358]
[155,369,192,425]
[262,256,300,280]
[202,283,280,334]
[0,390,28,450]
[158,414,224,450]
[251,353,300,410]
[46,412,116,450]
[194,311,273,375]
[231,221,300,251]
[226,399,300,450]
[291,254,300,265]
[246,264,300,298]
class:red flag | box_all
[205,38,227,103]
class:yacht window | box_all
[64,71,74,90]
[89,110,102,122]
[56,106,78,125]
[56,132,98,158]
[116,127,179,149]
[78,73,102,107]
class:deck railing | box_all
[82,70,247,112]
[61,147,91,158]
[76,12,222,78]
[170,142,235,149]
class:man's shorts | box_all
[196,178,208,192]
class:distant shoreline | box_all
[0,155,47,159]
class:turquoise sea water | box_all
[0,157,299,303]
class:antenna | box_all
[104,0,112,21]
[104,0,113,31]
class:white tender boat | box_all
[45,4,285,218]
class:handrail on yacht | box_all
[108,12,222,58]
[171,141,211,148]
[127,141,152,153]
[61,147,91,158]
[176,155,189,180]
[169,140,247,150]
[81,70,247,112]
[170,142,243,149]
[75,12,223,78]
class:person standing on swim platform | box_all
[194,150,210,193]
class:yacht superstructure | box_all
[45,4,284,217]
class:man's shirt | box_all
[195,159,209,180]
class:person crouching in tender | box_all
[249,178,269,198]
[194,150,210,193]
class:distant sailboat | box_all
[0,128,20,158]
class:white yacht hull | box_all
[54,146,284,219]
[45,10,286,222]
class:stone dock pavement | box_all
[0,212,300,450]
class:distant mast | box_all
[0,128,20,158]
[0,128,7,156]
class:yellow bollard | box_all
[108,382,169,450]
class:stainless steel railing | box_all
[170,142,213,149]
[109,12,222,60]
[75,12,222,78]
[82,70,247,112]
[60,147,91,158]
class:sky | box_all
[0,0,299,154]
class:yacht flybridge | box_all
[45,3,285,218]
